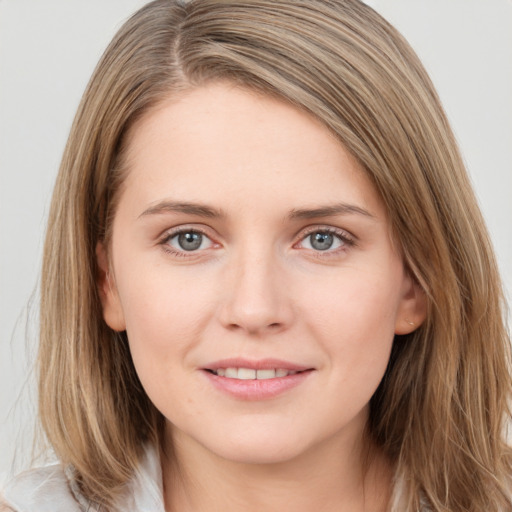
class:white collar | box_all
[1,443,166,512]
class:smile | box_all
[202,359,314,400]
[208,368,300,379]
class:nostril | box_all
[225,321,282,334]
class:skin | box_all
[97,82,426,512]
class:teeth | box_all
[256,369,276,380]
[237,368,256,380]
[213,367,299,380]
[225,368,238,378]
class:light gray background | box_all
[1,0,511,480]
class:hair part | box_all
[39,1,512,510]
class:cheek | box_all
[304,267,401,334]
[300,266,401,379]
[113,262,218,371]
[115,271,213,417]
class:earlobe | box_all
[394,272,427,335]
[95,242,126,332]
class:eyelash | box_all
[294,226,356,257]
[158,225,356,258]
[159,226,214,258]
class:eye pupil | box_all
[178,232,203,251]
[310,232,334,251]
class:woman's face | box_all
[99,83,424,465]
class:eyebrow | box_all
[288,203,375,220]
[138,200,225,219]
[138,200,374,221]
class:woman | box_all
[2,0,511,510]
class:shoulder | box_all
[1,443,164,512]
[0,464,86,512]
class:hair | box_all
[38,0,512,510]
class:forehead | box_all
[119,82,385,220]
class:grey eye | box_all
[301,231,344,252]
[169,231,211,251]
[178,232,203,251]
[310,232,334,251]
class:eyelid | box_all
[159,224,208,240]
[157,223,356,258]
[158,224,220,255]
[294,225,357,251]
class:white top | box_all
[0,444,165,512]
[1,445,428,512]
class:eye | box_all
[165,230,214,253]
[305,232,339,251]
[297,228,354,253]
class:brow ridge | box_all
[139,200,224,219]
[288,203,374,220]
[139,200,373,221]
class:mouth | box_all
[201,360,314,400]
[203,358,312,378]
[202,360,314,400]
[205,367,306,380]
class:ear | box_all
[96,242,126,332]
[394,271,427,335]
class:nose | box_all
[218,246,294,336]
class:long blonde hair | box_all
[39,1,512,510]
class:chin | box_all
[204,429,315,466]
[217,445,305,466]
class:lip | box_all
[203,358,312,372]
[201,358,314,401]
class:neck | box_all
[161,422,392,512]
